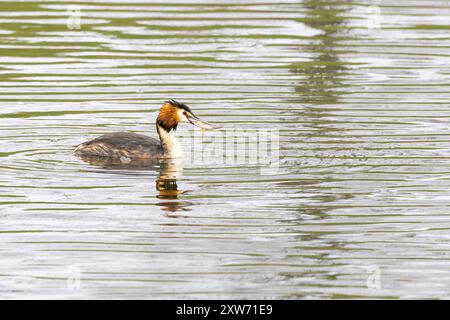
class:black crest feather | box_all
[165,99,192,113]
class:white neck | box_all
[157,124,183,158]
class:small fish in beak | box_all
[186,112,220,132]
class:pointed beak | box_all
[186,113,219,131]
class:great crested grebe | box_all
[74,100,216,159]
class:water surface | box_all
[1,0,450,299]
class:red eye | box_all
[183,111,187,116]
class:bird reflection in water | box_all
[77,155,192,215]
[155,158,192,215]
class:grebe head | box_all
[157,99,215,132]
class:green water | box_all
[1,0,450,299]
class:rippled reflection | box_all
[294,0,349,105]
[77,155,191,213]
[155,159,192,214]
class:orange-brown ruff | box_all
[74,100,214,159]
[156,101,182,132]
